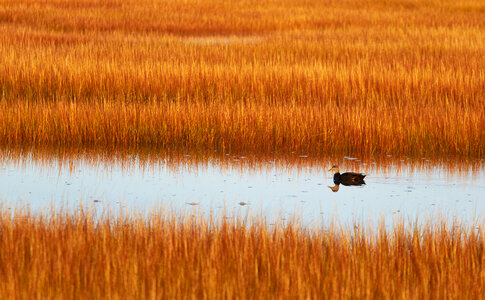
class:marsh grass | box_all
[0,206,483,298]
[1,0,485,157]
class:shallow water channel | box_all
[0,153,484,226]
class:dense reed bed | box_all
[1,0,485,157]
[0,206,483,298]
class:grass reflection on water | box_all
[0,146,483,177]
[0,147,484,228]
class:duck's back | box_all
[338,172,366,185]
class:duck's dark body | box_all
[333,172,366,186]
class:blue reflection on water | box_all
[0,156,484,227]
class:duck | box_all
[328,165,366,186]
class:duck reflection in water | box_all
[328,165,366,192]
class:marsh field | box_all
[1,0,485,298]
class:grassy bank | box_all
[0,207,482,298]
[1,0,484,157]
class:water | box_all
[0,152,484,226]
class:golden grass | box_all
[0,206,483,298]
[1,0,485,157]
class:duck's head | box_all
[328,165,339,173]
[328,184,340,192]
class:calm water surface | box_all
[0,153,484,226]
